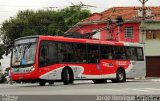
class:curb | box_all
[151,79,160,82]
[127,78,160,82]
[146,77,160,82]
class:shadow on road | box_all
[14,79,149,88]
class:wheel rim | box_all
[63,69,73,84]
[67,71,70,81]
[118,72,124,81]
[64,69,70,81]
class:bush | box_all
[0,74,7,83]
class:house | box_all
[66,7,160,77]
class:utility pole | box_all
[116,16,123,41]
[139,0,149,43]
[139,0,148,19]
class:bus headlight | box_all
[30,66,35,72]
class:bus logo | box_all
[102,62,113,67]
[97,64,100,70]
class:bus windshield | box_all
[12,43,37,66]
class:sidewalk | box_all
[127,77,160,82]
[145,77,160,82]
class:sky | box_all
[0,0,160,67]
[0,0,160,24]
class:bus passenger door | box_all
[87,44,102,78]
[38,41,58,80]
[100,45,115,79]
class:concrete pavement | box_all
[0,80,160,95]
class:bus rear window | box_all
[136,47,144,61]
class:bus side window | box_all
[79,44,86,62]
[39,41,58,67]
[100,45,108,59]
[63,43,73,62]
[39,45,48,67]
[100,45,113,60]
[88,44,99,63]
[131,48,137,61]
[115,47,122,59]
[47,42,58,65]
[58,42,65,63]
[120,47,126,60]
[108,46,113,59]
[126,47,131,60]
[73,43,87,63]
[126,47,137,61]
[112,47,117,59]
[58,42,74,62]
[136,47,144,61]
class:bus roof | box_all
[15,35,144,47]
[15,35,39,41]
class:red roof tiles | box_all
[82,6,160,23]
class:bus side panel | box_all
[126,61,146,78]
[100,60,131,79]
[38,60,131,81]
[39,64,103,80]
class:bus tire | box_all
[62,69,73,85]
[39,80,46,86]
[92,79,107,84]
[112,69,126,83]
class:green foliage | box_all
[0,44,5,59]
[0,7,91,56]
[0,73,7,83]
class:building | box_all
[66,7,160,77]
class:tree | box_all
[0,44,5,59]
[0,7,91,57]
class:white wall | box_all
[140,22,160,56]
[144,40,160,56]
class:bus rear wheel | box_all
[112,69,126,83]
[62,69,73,85]
[39,80,46,86]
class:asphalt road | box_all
[0,80,160,95]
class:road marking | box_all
[145,88,160,91]
[103,89,126,92]
[126,88,154,92]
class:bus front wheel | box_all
[112,69,126,83]
[62,69,73,85]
